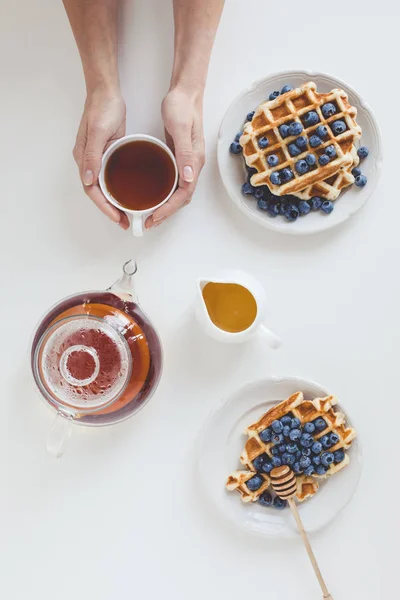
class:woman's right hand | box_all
[73,90,130,229]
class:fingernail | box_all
[183,166,194,183]
[83,170,93,186]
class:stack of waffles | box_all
[226,392,356,505]
[240,82,362,201]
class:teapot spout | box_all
[108,259,138,301]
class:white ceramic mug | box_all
[99,134,178,237]
[195,270,281,348]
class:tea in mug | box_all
[202,282,257,333]
[104,140,176,210]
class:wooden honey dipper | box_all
[270,466,334,600]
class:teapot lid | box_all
[34,315,132,413]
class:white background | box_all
[1,0,398,598]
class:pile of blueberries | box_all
[229,84,369,222]
[245,413,346,510]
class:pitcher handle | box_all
[46,413,73,458]
[259,324,281,349]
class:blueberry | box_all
[270,171,282,185]
[295,160,309,175]
[315,464,327,476]
[281,168,294,182]
[261,461,274,474]
[269,91,280,101]
[281,85,294,94]
[311,441,323,454]
[304,465,315,476]
[297,200,311,216]
[267,154,279,167]
[273,496,287,510]
[316,125,328,138]
[309,135,322,148]
[258,136,269,149]
[234,132,243,142]
[319,154,330,166]
[267,203,280,218]
[286,443,298,454]
[253,453,269,471]
[321,200,334,214]
[257,198,269,211]
[259,490,273,506]
[295,136,308,150]
[246,111,255,122]
[271,456,282,467]
[320,435,331,449]
[288,143,302,157]
[306,153,317,167]
[279,200,289,215]
[271,420,283,433]
[241,182,255,195]
[271,447,280,456]
[289,428,301,441]
[288,122,304,136]
[282,452,295,466]
[293,462,302,474]
[355,174,367,187]
[299,456,311,469]
[246,474,264,491]
[279,124,290,138]
[329,433,340,446]
[281,415,292,426]
[254,187,265,200]
[304,422,315,434]
[310,196,323,210]
[300,433,314,448]
[352,167,361,177]
[278,444,287,454]
[331,120,346,135]
[291,418,301,429]
[314,418,327,432]
[295,450,302,460]
[334,449,345,463]
[282,425,291,438]
[325,145,337,159]
[302,448,312,457]
[357,146,369,159]
[230,142,242,154]
[321,103,337,118]
[312,455,321,466]
[321,452,334,467]
[272,433,284,445]
[259,428,272,443]
[304,111,319,127]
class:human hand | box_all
[146,87,206,229]
[73,91,130,229]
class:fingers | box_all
[81,123,109,186]
[84,183,129,228]
[145,187,191,229]
[173,123,195,186]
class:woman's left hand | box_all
[145,87,205,229]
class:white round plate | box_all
[195,376,362,539]
[218,70,383,235]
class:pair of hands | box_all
[73,88,205,230]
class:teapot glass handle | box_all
[46,413,73,458]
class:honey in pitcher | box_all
[202,283,257,333]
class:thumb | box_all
[81,126,108,186]
[173,125,194,185]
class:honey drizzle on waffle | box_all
[226,392,356,504]
[240,82,362,196]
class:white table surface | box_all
[1,1,398,598]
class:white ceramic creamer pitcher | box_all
[195,270,281,348]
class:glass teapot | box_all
[31,259,163,457]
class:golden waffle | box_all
[240,82,362,197]
[226,392,356,505]
[294,145,360,201]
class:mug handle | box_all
[259,324,281,349]
[131,214,144,237]
[46,413,73,458]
